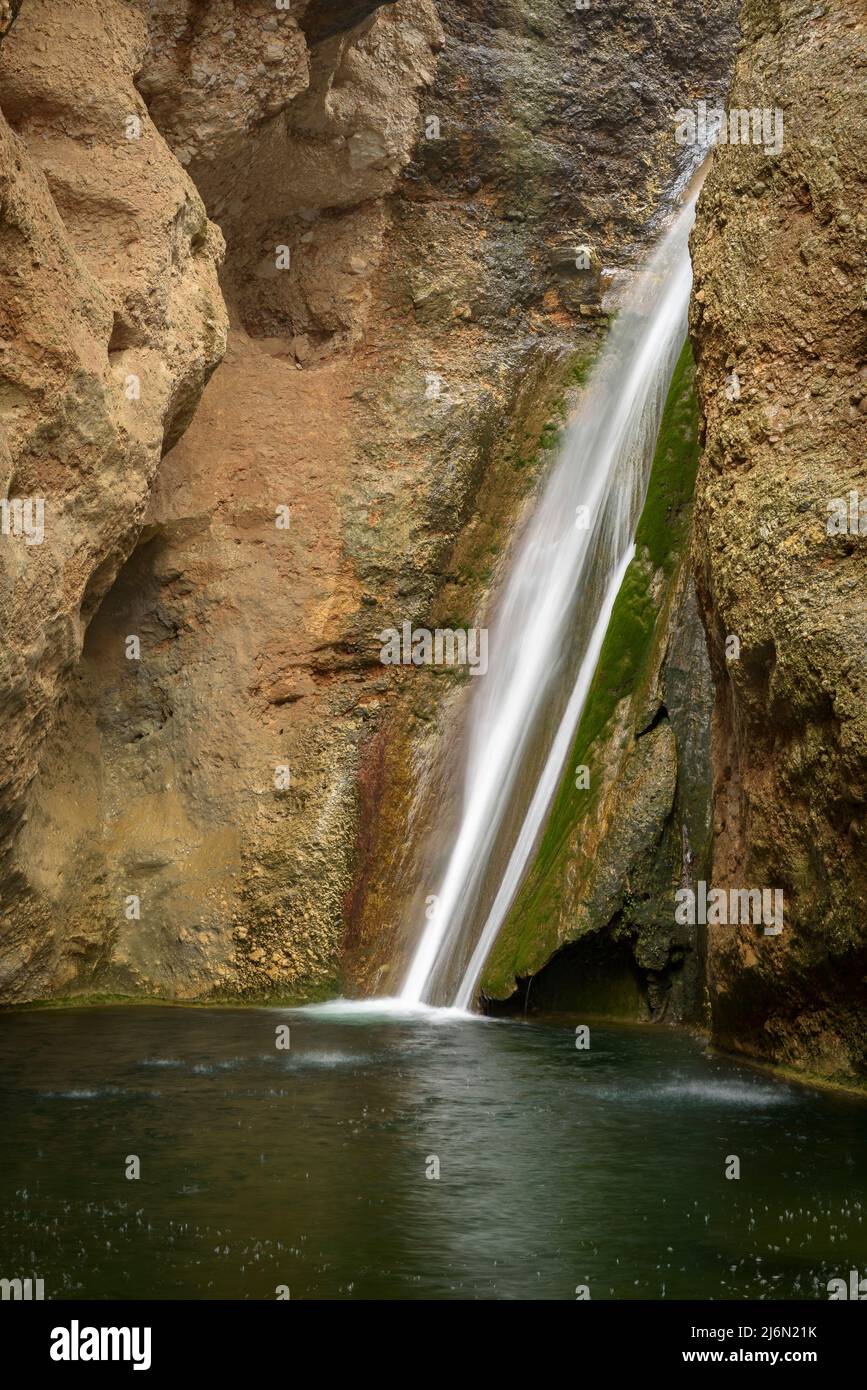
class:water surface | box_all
[1,1006,864,1300]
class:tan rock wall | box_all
[0,0,227,998]
[0,0,739,1005]
[690,0,867,1082]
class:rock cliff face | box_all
[689,0,867,1083]
[0,0,860,1095]
[337,0,738,997]
[0,0,739,1005]
[0,0,226,996]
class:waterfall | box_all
[399,188,700,1009]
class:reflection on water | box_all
[0,1005,865,1300]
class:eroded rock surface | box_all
[341,0,738,997]
[1,0,738,1005]
[0,0,226,998]
[690,0,867,1082]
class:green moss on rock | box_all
[481,339,704,1001]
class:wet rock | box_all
[0,0,739,1006]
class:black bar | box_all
[6,1298,862,1374]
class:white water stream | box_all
[400,189,700,1008]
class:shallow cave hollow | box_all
[483,930,658,1022]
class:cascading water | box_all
[399,185,701,1010]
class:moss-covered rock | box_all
[481,342,713,1021]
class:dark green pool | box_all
[1,1003,864,1300]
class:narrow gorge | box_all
[0,0,865,1315]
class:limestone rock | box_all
[0,0,227,999]
[0,0,738,1007]
[689,0,867,1083]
